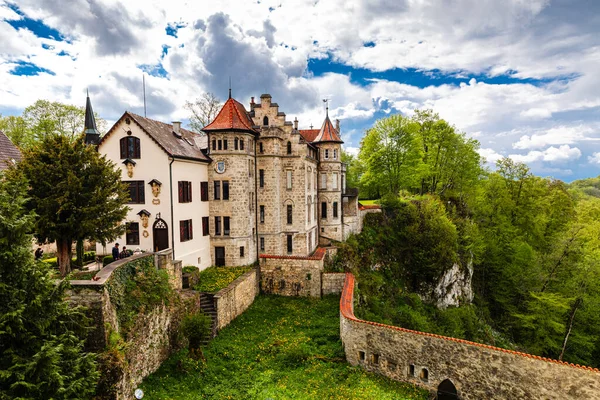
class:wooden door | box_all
[153,219,169,252]
[215,247,225,266]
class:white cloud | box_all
[588,152,600,165]
[509,145,582,164]
[513,126,597,150]
[479,148,504,164]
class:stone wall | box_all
[259,248,325,297]
[213,268,260,330]
[322,272,345,295]
[340,273,600,400]
[69,252,194,400]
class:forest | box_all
[337,111,600,368]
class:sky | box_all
[1,0,599,181]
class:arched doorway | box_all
[437,379,458,400]
[153,218,169,252]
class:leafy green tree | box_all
[413,110,482,204]
[1,100,106,149]
[0,170,99,399]
[358,114,422,198]
[341,149,363,190]
[15,134,130,276]
[0,115,31,148]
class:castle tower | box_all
[313,107,344,243]
[250,94,318,256]
[202,93,259,266]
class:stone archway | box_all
[437,379,458,400]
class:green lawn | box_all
[141,295,427,400]
[358,199,379,206]
[195,266,254,293]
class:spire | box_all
[84,91,100,146]
[228,77,232,99]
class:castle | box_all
[91,92,360,268]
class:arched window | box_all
[234,137,239,150]
[437,379,458,400]
[263,116,269,126]
[287,141,292,154]
[120,136,140,159]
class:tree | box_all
[0,170,99,398]
[0,115,31,148]
[15,134,130,276]
[185,92,222,133]
[1,100,106,149]
[341,149,363,190]
[413,110,482,203]
[358,115,422,198]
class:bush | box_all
[43,257,58,269]
[105,256,174,339]
[180,312,212,359]
[83,251,96,262]
[103,255,114,266]
[182,266,198,274]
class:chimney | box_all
[294,117,298,130]
[335,119,340,132]
[173,121,181,134]
[250,97,255,109]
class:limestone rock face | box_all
[423,258,473,309]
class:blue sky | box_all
[1,0,599,181]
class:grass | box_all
[358,199,379,206]
[52,270,97,280]
[195,266,254,293]
[141,295,428,400]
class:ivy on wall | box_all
[105,256,175,339]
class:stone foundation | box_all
[259,248,325,297]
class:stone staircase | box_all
[199,292,218,343]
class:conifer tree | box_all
[0,170,99,399]
[17,133,130,276]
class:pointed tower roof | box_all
[312,115,343,143]
[84,91,100,145]
[202,96,258,135]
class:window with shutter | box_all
[120,137,141,159]
[200,182,209,201]
[126,181,145,204]
[202,216,209,236]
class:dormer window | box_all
[120,136,140,159]
[263,116,269,126]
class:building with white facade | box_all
[90,92,360,269]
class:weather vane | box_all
[322,98,329,116]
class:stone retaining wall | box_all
[213,268,260,331]
[322,272,345,295]
[259,248,325,297]
[68,251,193,400]
[340,273,600,399]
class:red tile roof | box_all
[313,115,343,143]
[202,97,257,134]
[298,129,320,142]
